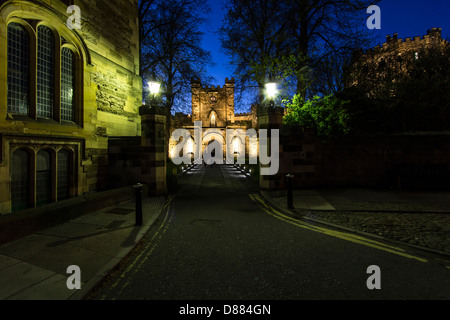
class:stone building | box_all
[169,78,258,162]
[0,0,142,213]
[347,28,449,94]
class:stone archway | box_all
[202,130,225,165]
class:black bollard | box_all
[286,174,294,209]
[134,183,143,226]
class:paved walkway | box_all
[0,196,166,300]
[261,189,450,255]
[1,164,449,300]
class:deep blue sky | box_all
[201,0,450,111]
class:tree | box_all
[283,94,350,137]
[395,42,450,131]
[219,0,291,106]
[219,0,379,103]
[140,0,214,115]
[285,0,379,97]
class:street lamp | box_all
[149,81,161,96]
[265,82,277,99]
[265,82,277,107]
[148,81,161,105]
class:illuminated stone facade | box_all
[169,78,258,162]
[0,0,142,213]
[347,28,449,91]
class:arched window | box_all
[7,23,29,115]
[37,25,55,118]
[211,113,216,128]
[61,47,75,121]
[11,149,30,212]
[36,149,52,206]
[186,137,194,154]
[57,149,71,200]
[6,17,83,124]
[233,137,241,154]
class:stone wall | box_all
[107,136,142,189]
[78,0,142,192]
[275,126,450,190]
[107,106,168,197]
[0,0,142,213]
[79,0,142,135]
[348,28,448,89]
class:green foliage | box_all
[249,54,308,84]
[283,94,350,137]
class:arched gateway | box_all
[169,78,258,163]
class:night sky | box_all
[200,0,450,112]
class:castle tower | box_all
[225,77,235,124]
[190,78,235,127]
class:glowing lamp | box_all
[265,82,277,99]
[148,81,161,95]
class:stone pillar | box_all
[139,105,167,196]
[258,105,284,190]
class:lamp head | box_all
[265,82,277,99]
[148,81,161,95]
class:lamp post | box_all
[134,183,143,226]
[286,174,294,209]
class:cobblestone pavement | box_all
[296,210,450,254]
[263,189,450,255]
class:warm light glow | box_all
[148,81,161,95]
[187,138,194,154]
[233,138,240,153]
[265,82,277,99]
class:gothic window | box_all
[36,149,52,206]
[61,48,75,121]
[11,149,30,212]
[57,149,71,201]
[7,23,29,115]
[37,25,55,118]
[5,19,81,124]
[9,145,76,211]
[211,113,216,128]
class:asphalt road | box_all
[87,164,450,300]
